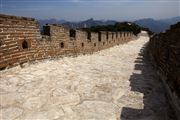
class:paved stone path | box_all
[0,32,174,120]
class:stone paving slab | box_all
[0,32,174,120]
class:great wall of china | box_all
[0,14,133,70]
[0,14,180,119]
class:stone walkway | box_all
[0,32,174,120]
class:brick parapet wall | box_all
[0,14,134,70]
[148,22,180,119]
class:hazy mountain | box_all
[160,16,180,25]
[38,19,67,32]
[38,16,180,33]
[134,18,169,33]
[38,19,67,25]
[134,17,180,33]
[62,18,117,29]
[38,18,116,30]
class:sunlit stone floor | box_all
[0,32,174,120]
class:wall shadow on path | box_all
[120,43,175,120]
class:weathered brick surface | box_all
[148,22,180,119]
[0,14,134,69]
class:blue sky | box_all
[0,0,180,21]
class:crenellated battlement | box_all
[0,14,134,70]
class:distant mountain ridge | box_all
[38,18,117,29]
[134,16,180,33]
[160,16,180,25]
[38,19,67,25]
[134,18,169,33]
[38,16,180,33]
[62,18,117,29]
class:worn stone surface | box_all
[0,32,174,120]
